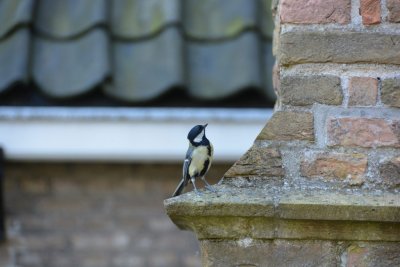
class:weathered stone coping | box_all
[164,186,400,241]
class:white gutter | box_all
[0,107,271,162]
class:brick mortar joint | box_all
[281,63,400,76]
[280,24,400,34]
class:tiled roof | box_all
[0,0,275,103]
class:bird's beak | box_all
[203,123,208,128]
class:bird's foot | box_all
[193,188,203,196]
[205,185,217,193]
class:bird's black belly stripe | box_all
[200,159,210,176]
[207,146,212,156]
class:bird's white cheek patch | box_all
[194,130,204,143]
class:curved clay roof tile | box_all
[111,0,180,39]
[33,29,109,98]
[0,0,34,39]
[187,32,262,99]
[104,28,183,101]
[0,29,30,92]
[34,0,107,39]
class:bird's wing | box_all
[182,159,190,186]
[183,145,194,185]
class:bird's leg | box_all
[201,176,216,192]
[191,178,202,195]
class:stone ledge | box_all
[278,191,400,222]
[164,186,400,241]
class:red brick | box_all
[72,232,131,251]
[387,0,400,22]
[256,111,314,141]
[301,153,367,183]
[382,78,400,108]
[327,117,400,148]
[379,156,400,188]
[348,77,378,106]
[345,243,400,267]
[19,177,50,194]
[280,31,400,65]
[280,75,342,106]
[346,244,369,266]
[280,0,351,24]
[201,239,337,267]
[360,0,381,25]
[224,146,284,178]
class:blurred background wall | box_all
[3,163,231,267]
[0,0,275,266]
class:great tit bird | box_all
[172,124,215,197]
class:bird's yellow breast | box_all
[189,145,213,177]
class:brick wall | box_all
[262,0,400,190]
[0,163,230,267]
[165,1,400,266]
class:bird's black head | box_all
[187,124,208,146]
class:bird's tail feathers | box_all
[172,179,185,197]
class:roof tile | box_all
[0,0,34,39]
[187,32,261,99]
[0,30,30,92]
[35,0,107,38]
[0,0,276,103]
[184,0,258,39]
[104,28,183,101]
[111,0,180,38]
[261,0,274,38]
[0,29,30,92]
[33,29,109,98]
